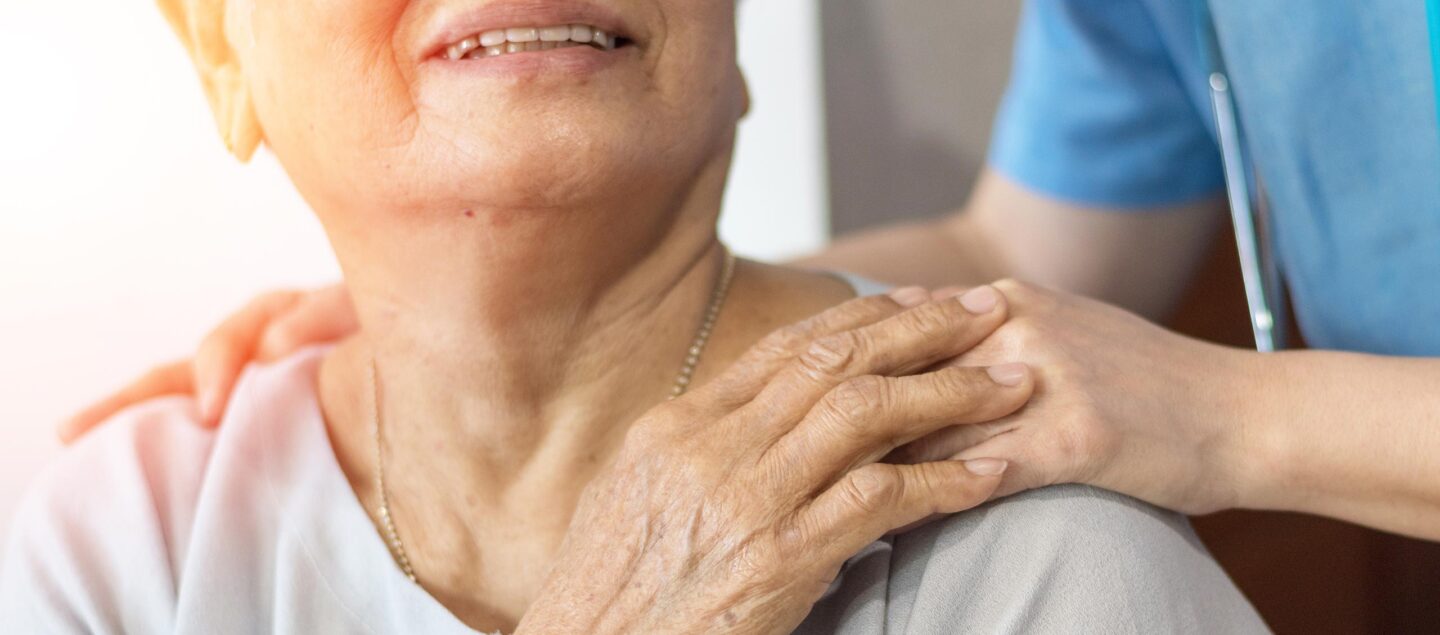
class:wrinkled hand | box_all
[893,280,1252,516]
[517,290,1033,634]
[59,284,358,442]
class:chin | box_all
[412,114,700,206]
[398,140,662,213]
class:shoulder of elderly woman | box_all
[797,484,1268,634]
[0,392,213,632]
[0,350,326,632]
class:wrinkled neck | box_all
[316,155,732,496]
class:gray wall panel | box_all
[821,1,1021,234]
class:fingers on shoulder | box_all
[799,292,1009,380]
[59,359,195,444]
[706,294,906,400]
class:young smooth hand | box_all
[891,280,1257,516]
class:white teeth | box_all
[479,30,507,47]
[539,26,571,42]
[447,37,479,60]
[445,23,620,60]
[506,27,539,43]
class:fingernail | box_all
[959,285,999,314]
[888,286,929,308]
[987,363,1028,387]
[963,458,1008,477]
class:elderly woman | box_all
[1,0,1265,632]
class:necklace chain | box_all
[370,247,738,585]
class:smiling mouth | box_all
[443,24,629,60]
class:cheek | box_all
[641,12,745,155]
[245,0,416,185]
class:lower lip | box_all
[425,45,627,78]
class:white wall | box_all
[0,0,825,545]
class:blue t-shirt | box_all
[989,0,1440,356]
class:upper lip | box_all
[418,0,635,61]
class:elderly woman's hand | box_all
[517,290,1033,634]
[893,280,1255,517]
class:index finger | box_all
[58,359,194,444]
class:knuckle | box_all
[624,408,689,451]
[997,317,1044,351]
[897,299,964,335]
[823,294,902,322]
[841,465,903,514]
[199,322,234,350]
[846,294,907,317]
[259,329,299,357]
[824,375,891,423]
[652,399,705,429]
[775,515,815,555]
[797,331,866,378]
[748,295,901,369]
[755,322,813,359]
[622,419,666,452]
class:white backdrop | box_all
[0,0,827,545]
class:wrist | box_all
[1217,348,1301,513]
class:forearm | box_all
[792,170,1223,319]
[1237,350,1440,540]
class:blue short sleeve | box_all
[988,0,1226,208]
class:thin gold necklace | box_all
[369,247,738,585]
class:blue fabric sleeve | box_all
[987,0,1226,208]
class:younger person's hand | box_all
[59,284,357,442]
